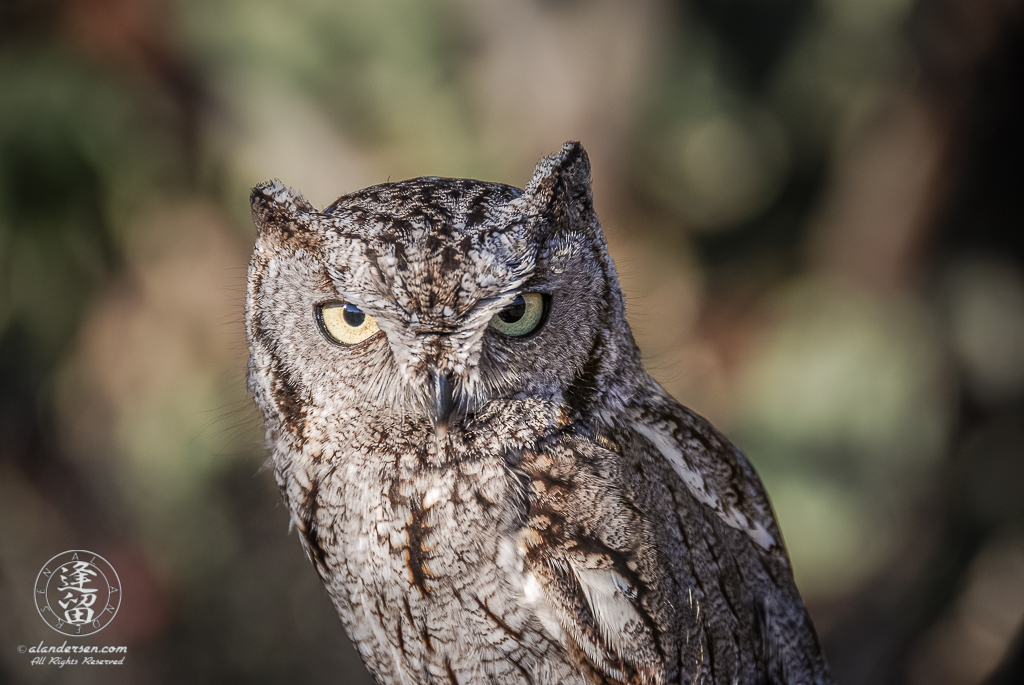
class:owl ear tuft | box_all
[524,141,595,234]
[250,180,316,236]
[250,181,324,255]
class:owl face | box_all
[246,143,634,446]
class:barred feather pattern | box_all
[245,142,833,684]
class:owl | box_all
[245,142,833,685]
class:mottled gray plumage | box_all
[245,142,833,684]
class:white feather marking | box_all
[746,519,775,550]
[523,572,543,604]
[571,565,645,655]
[634,422,776,550]
[497,538,522,573]
[520,572,565,644]
[422,485,445,509]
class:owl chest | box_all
[322,451,531,637]
[314,451,559,682]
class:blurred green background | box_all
[2,0,1024,683]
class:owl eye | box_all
[489,293,546,337]
[316,302,381,346]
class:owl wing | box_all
[522,548,662,685]
[515,398,830,684]
[514,434,664,684]
[622,399,832,682]
[629,401,784,560]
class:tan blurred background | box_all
[2,0,1024,683]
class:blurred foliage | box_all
[1,0,1023,684]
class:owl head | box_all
[246,142,640,448]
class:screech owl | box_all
[245,142,833,685]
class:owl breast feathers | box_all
[245,141,833,685]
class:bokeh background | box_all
[2,0,1023,683]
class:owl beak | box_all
[430,371,457,438]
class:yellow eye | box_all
[489,293,546,337]
[316,302,381,346]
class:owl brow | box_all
[473,296,504,311]
[322,224,373,242]
[472,217,529,245]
